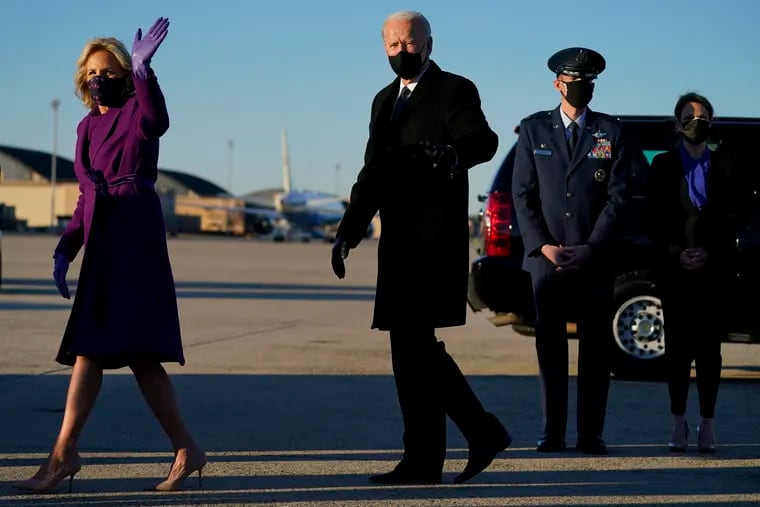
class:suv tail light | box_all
[482,191,512,257]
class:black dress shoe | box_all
[576,436,608,455]
[536,435,567,452]
[369,462,442,485]
[454,414,512,484]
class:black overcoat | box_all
[338,61,498,330]
[646,147,740,273]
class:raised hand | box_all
[132,17,170,79]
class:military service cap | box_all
[547,47,606,79]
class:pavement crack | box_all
[185,322,301,348]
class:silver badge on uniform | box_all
[594,169,606,182]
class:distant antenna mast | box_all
[281,128,292,193]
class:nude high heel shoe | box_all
[667,420,689,452]
[13,454,82,494]
[697,424,717,453]
[151,448,207,492]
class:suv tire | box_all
[610,271,668,381]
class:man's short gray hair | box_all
[382,10,431,39]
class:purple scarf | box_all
[678,144,711,209]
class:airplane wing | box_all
[180,201,284,220]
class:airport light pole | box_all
[226,139,234,196]
[50,98,61,230]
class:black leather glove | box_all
[331,236,349,279]
[419,141,458,177]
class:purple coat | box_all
[54,73,184,369]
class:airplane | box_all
[188,129,370,242]
[263,129,350,242]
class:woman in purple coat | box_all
[13,17,206,493]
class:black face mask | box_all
[680,118,711,144]
[563,80,594,108]
[388,45,427,79]
[87,76,127,107]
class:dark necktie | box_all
[567,121,579,155]
[391,86,412,122]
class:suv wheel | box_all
[610,272,667,380]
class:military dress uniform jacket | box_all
[512,107,631,279]
[337,60,498,330]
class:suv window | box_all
[490,147,515,193]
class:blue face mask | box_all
[87,76,126,107]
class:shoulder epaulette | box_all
[523,110,553,122]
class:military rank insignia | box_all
[588,135,612,159]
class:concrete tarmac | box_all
[0,233,759,506]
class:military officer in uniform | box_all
[511,47,632,455]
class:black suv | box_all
[468,115,760,380]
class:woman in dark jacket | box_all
[646,93,741,453]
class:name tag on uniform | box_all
[533,148,553,156]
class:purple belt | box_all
[88,173,154,196]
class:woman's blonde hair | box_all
[74,37,134,109]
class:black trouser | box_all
[532,269,613,440]
[661,269,725,418]
[389,327,487,469]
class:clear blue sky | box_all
[2,0,759,213]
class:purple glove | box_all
[132,17,170,79]
[53,253,70,299]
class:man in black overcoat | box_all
[331,9,510,485]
